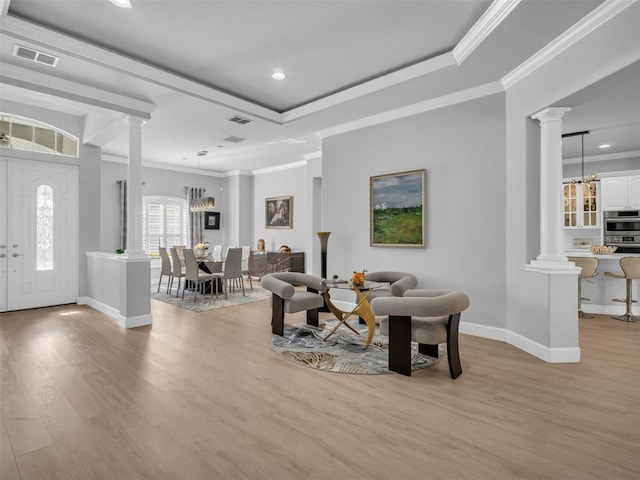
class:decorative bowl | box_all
[589,245,617,254]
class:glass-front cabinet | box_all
[563,182,599,228]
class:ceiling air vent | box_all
[224,136,246,143]
[12,45,59,67]
[227,115,252,125]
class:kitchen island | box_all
[565,251,640,316]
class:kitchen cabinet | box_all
[563,182,599,228]
[601,175,640,211]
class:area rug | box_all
[272,320,440,375]
[151,285,271,312]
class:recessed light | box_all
[598,144,611,149]
[110,0,132,9]
[272,72,286,80]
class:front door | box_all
[0,157,79,311]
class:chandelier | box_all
[190,196,215,212]
[562,130,597,186]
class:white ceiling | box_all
[0,0,637,174]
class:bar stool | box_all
[604,257,640,322]
[568,256,599,318]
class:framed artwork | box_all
[370,169,426,247]
[265,196,293,229]
[204,211,220,230]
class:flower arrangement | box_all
[352,269,367,287]
[195,242,210,255]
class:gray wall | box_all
[100,161,226,252]
[252,165,312,254]
[322,93,507,329]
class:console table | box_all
[249,251,305,277]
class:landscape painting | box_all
[370,169,425,247]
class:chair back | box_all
[159,247,172,275]
[621,257,640,279]
[241,246,251,271]
[182,249,200,282]
[212,244,223,262]
[223,245,236,260]
[568,256,598,279]
[223,247,243,278]
[170,247,183,276]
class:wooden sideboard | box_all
[249,251,305,277]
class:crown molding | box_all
[501,0,636,89]
[317,81,504,139]
[102,154,225,177]
[224,169,253,177]
[282,52,457,123]
[453,0,522,63]
[563,149,640,165]
[303,151,322,161]
[252,160,307,176]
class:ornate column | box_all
[125,115,146,258]
[529,107,574,270]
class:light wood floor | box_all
[1,296,638,480]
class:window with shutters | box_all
[143,196,188,259]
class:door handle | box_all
[12,253,23,257]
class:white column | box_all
[528,107,574,270]
[125,115,146,258]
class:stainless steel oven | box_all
[603,210,640,253]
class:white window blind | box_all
[143,196,187,259]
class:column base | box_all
[525,259,580,274]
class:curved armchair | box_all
[371,289,470,379]
[364,271,417,300]
[261,272,326,336]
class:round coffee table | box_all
[322,279,382,349]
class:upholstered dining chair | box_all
[241,245,253,290]
[169,247,186,297]
[158,247,173,294]
[371,289,470,379]
[212,247,245,299]
[211,244,223,262]
[182,249,217,301]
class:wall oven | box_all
[603,210,640,253]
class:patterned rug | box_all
[151,285,271,312]
[272,320,441,374]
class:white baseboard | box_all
[78,296,153,329]
[118,313,153,329]
[580,303,639,316]
[459,321,507,341]
[507,330,581,363]
[78,296,120,320]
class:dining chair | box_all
[212,247,245,299]
[158,247,173,294]
[182,249,217,301]
[174,245,186,267]
[169,247,186,297]
[211,244,223,262]
[241,245,253,290]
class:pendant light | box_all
[562,130,597,186]
[190,196,216,212]
[189,150,216,212]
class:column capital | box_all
[127,115,146,127]
[530,107,571,124]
